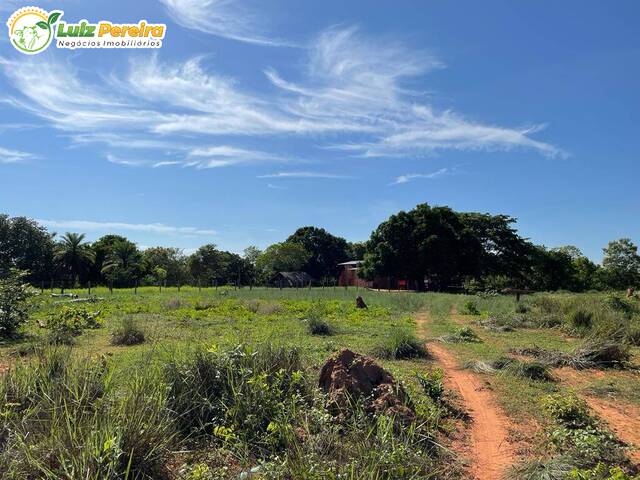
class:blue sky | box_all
[0,0,638,260]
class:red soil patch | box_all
[416,310,516,480]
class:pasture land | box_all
[0,287,639,479]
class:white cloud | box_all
[106,154,148,167]
[390,168,449,185]
[37,219,217,236]
[0,26,565,172]
[267,26,565,159]
[157,0,294,46]
[258,171,353,179]
[0,146,35,164]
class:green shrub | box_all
[42,306,102,344]
[461,299,480,315]
[0,269,33,338]
[440,326,482,343]
[374,329,428,360]
[417,370,444,402]
[541,393,592,428]
[307,317,333,336]
[569,309,593,330]
[110,316,146,346]
[604,295,637,318]
[568,463,640,480]
[164,344,308,451]
[506,360,554,381]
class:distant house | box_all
[271,271,314,288]
[337,261,371,288]
[337,260,414,290]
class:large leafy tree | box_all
[188,244,252,286]
[188,244,222,286]
[54,233,95,286]
[360,204,534,290]
[141,247,187,285]
[101,239,142,287]
[286,227,350,279]
[256,242,310,278]
[601,238,640,289]
[0,215,55,283]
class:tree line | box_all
[1,205,638,292]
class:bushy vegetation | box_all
[41,305,102,344]
[0,269,33,337]
[110,316,145,345]
[374,328,429,360]
[439,326,482,343]
[0,340,448,479]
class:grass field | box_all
[1,287,639,479]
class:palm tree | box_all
[101,240,141,287]
[54,232,95,287]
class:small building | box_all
[271,271,314,288]
[338,260,416,290]
[337,261,372,288]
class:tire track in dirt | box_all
[415,309,515,480]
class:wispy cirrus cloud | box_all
[0,24,564,174]
[267,26,566,159]
[390,168,449,185]
[258,171,353,179]
[37,219,217,236]
[158,0,295,47]
[0,146,36,164]
[104,146,297,169]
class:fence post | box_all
[88,281,91,295]
[109,281,113,295]
[134,279,138,295]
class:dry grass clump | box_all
[511,340,631,370]
[465,357,554,381]
[439,327,482,343]
[110,316,146,346]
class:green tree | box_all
[0,215,55,283]
[54,233,95,286]
[256,242,310,278]
[286,227,350,279]
[601,238,640,289]
[101,239,142,287]
[0,269,34,337]
[360,204,534,290]
[347,241,367,260]
[89,235,128,284]
[141,247,187,285]
[188,244,222,286]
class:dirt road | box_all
[416,310,515,480]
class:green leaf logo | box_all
[47,12,62,25]
[36,21,48,30]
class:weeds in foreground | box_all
[0,342,448,479]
